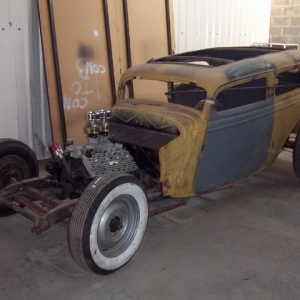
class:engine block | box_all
[86,147,137,178]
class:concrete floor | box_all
[1,151,300,300]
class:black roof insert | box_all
[149,47,282,66]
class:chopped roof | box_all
[152,47,283,64]
[118,47,300,97]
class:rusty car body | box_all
[1,47,300,274]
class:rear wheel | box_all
[0,139,39,216]
[293,131,300,178]
[68,172,148,274]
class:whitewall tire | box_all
[68,172,148,274]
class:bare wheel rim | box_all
[0,155,30,188]
[97,194,140,258]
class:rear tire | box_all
[0,139,39,216]
[68,172,148,274]
[293,131,300,178]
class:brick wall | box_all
[270,0,300,46]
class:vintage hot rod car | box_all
[1,47,300,274]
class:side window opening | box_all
[215,78,267,111]
[275,71,300,96]
[167,84,207,108]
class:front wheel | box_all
[68,172,148,274]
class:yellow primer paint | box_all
[114,49,300,196]
[266,91,300,166]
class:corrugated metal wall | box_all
[0,0,52,159]
[173,0,272,52]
